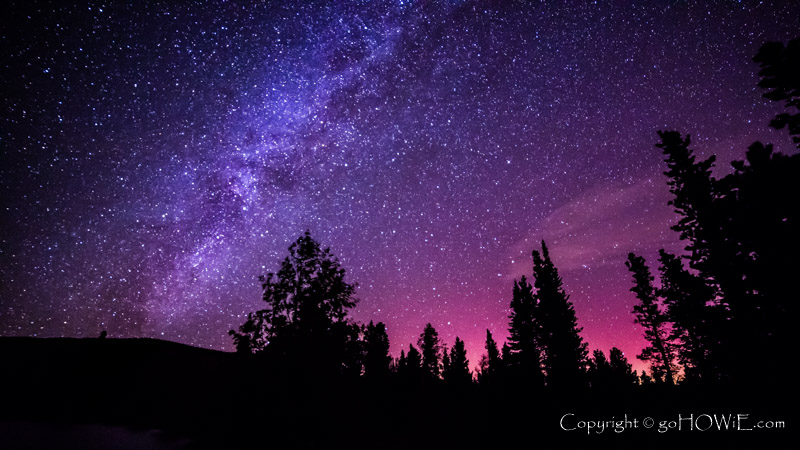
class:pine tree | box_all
[648,131,729,383]
[657,250,718,382]
[478,329,503,386]
[477,354,489,385]
[444,337,471,386]
[655,123,800,384]
[657,131,726,283]
[533,241,588,388]
[655,131,754,383]
[587,349,611,389]
[395,350,407,376]
[608,347,638,387]
[506,275,543,386]
[418,324,441,380]
[441,343,451,379]
[626,253,676,384]
[363,321,391,380]
[501,342,511,363]
[406,344,423,382]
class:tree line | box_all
[229,230,636,389]
[230,38,799,389]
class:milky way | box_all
[2,0,798,371]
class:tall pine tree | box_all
[418,323,442,381]
[657,250,718,383]
[588,349,611,389]
[506,275,544,387]
[608,347,638,388]
[444,337,471,386]
[478,329,503,386]
[363,321,391,380]
[655,124,799,383]
[626,253,676,384]
[533,241,588,388]
[405,344,423,383]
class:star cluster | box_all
[2,0,798,371]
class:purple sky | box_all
[2,0,798,373]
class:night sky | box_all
[3,0,798,372]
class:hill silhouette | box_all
[0,337,245,449]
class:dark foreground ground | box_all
[0,337,792,449]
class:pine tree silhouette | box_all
[657,131,719,274]
[653,114,800,384]
[656,131,748,383]
[442,340,454,384]
[441,342,451,380]
[532,241,588,389]
[501,342,512,367]
[406,344,423,383]
[477,329,503,386]
[626,253,677,384]
[587,349,611,389]
[657,250,719,383]
[506,275,544,387]
[364,321,391,380]
[590,348,637,389]
[418,323,442,381]
[608,347,638,388]
[444,337,471,386]
[395,349,407,375]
